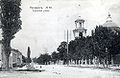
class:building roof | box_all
[75,16,85,23]
[103,13,118,27]
[11,49,22,55]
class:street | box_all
[0,65,120,78]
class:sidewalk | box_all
[68,64,120,72]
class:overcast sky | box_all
[11,0,120,57]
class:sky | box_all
[10,0,120,57]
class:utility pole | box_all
[66,30,69,65]
[64,29,72,65]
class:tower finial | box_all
[108,12,111,18]
[78,16,81,19]
[106,12,112,22]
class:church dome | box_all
[103,21,118,27]
[103,13,118,27]
[75,16,85,23]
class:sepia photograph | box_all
[0,0,120,78]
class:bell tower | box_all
[73,16,87,38]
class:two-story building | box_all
[9,49,23,68]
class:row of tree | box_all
[34,26,120,67]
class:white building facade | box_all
[0,43,23,68]
[9,49,23,68]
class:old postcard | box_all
[0,0,120,78]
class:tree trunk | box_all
[77,60,79,65]
[2,51,10,70]
[102,59,105,68]
[111,57,114,65]
[6,54,10,70]
[2,40,11,71]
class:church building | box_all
[102,13,120,65]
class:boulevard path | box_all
[0,65,120,78]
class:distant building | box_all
[0,43,23,68]
[9,49,23,68]
[102,13,120,65]
[73,16,87,38]
[103,13,120,32]
[72,16,89,65]
[0,29,23,69]
[72,14,120,65]
[103,13,118,27]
